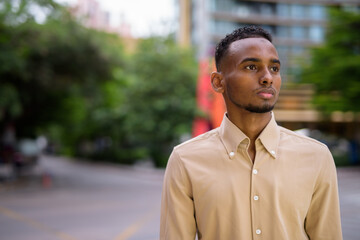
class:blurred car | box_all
[15,139,40,167]
[0,138,41,179]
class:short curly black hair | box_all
[215,25,272,71]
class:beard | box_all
[228,92,276,113]
[244,103,275,113]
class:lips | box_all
[256,88,275,99]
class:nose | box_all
[259,68,273,86]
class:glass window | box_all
[277,4,290,18]
[309,5,326,20]
[276,26,289,38]
[210,20,239,36]
[291,4,305,19]
[291,26,306,39]
[309,26,324,42]
[235,5,251,17]
[261,25,275,36]
[260,3,274,16]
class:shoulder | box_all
[168,128,224,169]
[279,126,329,152]
[174,128,220,154]
[166,128,221,176]
[278,126,334,169]
[277,126,336,178]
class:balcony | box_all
[210,11,327,27]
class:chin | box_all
[245,104,274,113]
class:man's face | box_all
[219,37,281,114]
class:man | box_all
[160,26,342,240]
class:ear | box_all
[211,72,225,93]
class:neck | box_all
[227,110,272,142]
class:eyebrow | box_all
[240,57,281,65]
[271,59,281,65]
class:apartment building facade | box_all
[179,0,359,82]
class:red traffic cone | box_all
[42,171,52,188]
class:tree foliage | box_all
[301,8,360,113]
[1,0,122,139]
[125,37,197,167]
[0,0,198,167]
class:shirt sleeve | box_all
[305,147,343,240]
[160,149,197,240]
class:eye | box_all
[245,65,257,70]
[270,66,280,72]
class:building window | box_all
[277,4,290,18]
[309,26,324,42]
[309,5,326,20]
[210,20,240,36]
[259,3,275,16]
[276,26,289,38]
[291,26,306,39]
[290,4,306,19]
[261,25,276,36]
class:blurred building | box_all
[71,0,132,38]
[183,0,360,133]
[67,0,137,53]
[179,0,359,82]
[72,0,111,31]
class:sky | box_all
[57,0,177,37]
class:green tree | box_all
[126,36,198,167]
[301,8,360,113]
[0,0,198,167]
[0,0,126,156]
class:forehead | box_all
[226,38,279,62]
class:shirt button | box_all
[256,229,261,235]
[229,152,235,158]
[253,169,258,175]
[254,195,259,201]
[270,150,276,155]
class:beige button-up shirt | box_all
[160,114,342,239]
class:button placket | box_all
[251,163,262,239]
[251,164,259,239]
[252,167,259,201]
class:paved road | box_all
[0,156,164,240]
[0,155,359,240]
[337,167,360,240]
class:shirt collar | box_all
[257,112,280,159]
[219,112,280,159]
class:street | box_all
[0,155,359,240]
[0,156,164,240]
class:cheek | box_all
[225,80,242,100]
[227,80,246,95]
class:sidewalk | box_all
[337,166,360,240]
